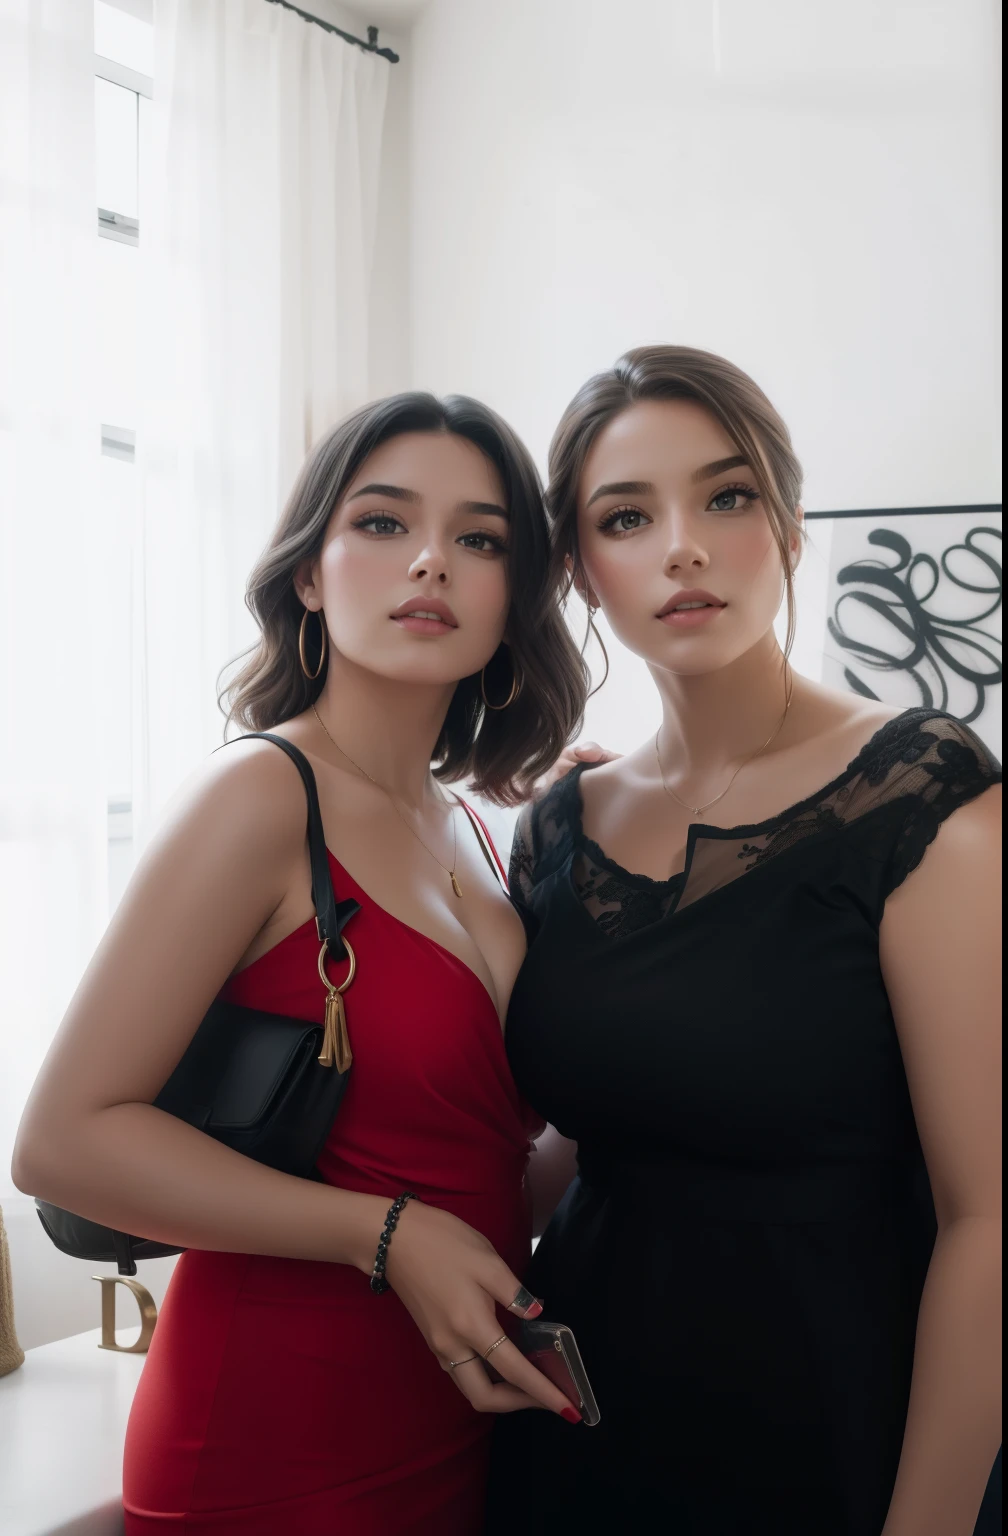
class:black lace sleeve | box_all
[508,772,583,941]
[874,712,1002,901]
[509,802,540,941]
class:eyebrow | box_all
[345,485,509,521]
[585,480,655,509]
[691,455,749,483]
[458,499,509,522]
[346,483,421,503]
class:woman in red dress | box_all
[12,392,588,1533]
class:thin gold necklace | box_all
[655,679,793,819]
[311,704,462,898]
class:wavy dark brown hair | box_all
[547,346,805,655]
[220,392,587,804]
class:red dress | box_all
[122,835,532,1534]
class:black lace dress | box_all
[486,710,1001,1536]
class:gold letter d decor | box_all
[92,1275,159,1354]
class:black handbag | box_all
[34,733,361,1276]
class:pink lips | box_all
[390,596,458,634]
[656,588,726,630]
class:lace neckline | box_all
[562,707,936,890]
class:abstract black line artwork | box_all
[814,508,1002,756]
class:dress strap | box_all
[457,800,509,895]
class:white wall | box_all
[407,0,1002,750]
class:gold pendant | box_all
[450,871,463,898]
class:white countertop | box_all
[0,1329,145,1536]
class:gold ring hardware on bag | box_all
[317,936,356,1071]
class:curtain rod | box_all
[263,0,400,62]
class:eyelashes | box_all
[350,512,508,554]
[352,513,403,536]
[596,483,761,536]
[457,531,509,554]
[707,484,761,513]
[596,506,649,535]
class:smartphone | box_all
[519,1317,601,1426]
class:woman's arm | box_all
[878,784,1002,1536]
[12,739,574,1419]
[12,739,388,1267]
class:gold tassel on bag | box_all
[321,989,353,1073]
[0,1203,25,1377]
[317,937,356,1073]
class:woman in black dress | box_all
[487,347,1001,1535]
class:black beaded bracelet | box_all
[370,1191,418,1295]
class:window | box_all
[94,0,153,909]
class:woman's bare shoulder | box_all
[573,739,653,820]
[150,731,315,873]
[793,678,905,758]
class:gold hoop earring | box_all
[298,607,328,681]
[481,650,523,711]
[586,606,609,698]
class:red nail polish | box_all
[526,1299,543,1318]
[560,1405,582,1424]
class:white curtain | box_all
[0,1,109,1198]
[134,0,390,845]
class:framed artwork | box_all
[804,504,1002,758]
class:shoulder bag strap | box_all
[230,732,361,958]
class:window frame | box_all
[93,4,152,889]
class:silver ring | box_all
[506,1285,537,1315]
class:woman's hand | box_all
[532,740,621,799]
[385,1201,581,1421]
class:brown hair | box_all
[547,345,804,654]
[220,392,587,805]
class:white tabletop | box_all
[0,1329,145,1536]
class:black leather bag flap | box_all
[208,1014,319,1130]
[154,1000,321,1133]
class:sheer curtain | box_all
[0,2,109,1199]
[133,0,390,845]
